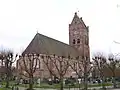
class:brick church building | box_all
[16,12,90,79]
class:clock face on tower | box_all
[74,31,79,34]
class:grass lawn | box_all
[17,82,113,89]
[0,81,118,89]
[0,87,11,90]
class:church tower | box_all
[69,12,90,60]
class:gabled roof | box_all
[70,12,88,30]
[23,33,80,58]
[71,12,80,24]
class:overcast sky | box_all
[0,0,120,56]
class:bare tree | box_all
[69,57,82,78]
[42,55,56,81]
[0,52,5,80]
[53,55,69,90]
[106,54,119,88]
[69,57,82,90]
[69,56,92,90]
[0,50,18,88]
[0,52,4,66]
[19,54,40,90]
[81,57,92,90]
[41,54,69,90]
[92,52,106,90]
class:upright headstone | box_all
[63,79,66,85]
[20,79,23,84]
[78,78,81,84]
[37,78,41,85]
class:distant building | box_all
[16,12,90,79]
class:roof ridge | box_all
[37,33,77,49]
[23,33,80,57]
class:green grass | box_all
[0,81,118,89]
[17,82,114,89]
[0,87,11,90]
[88,83,113,87]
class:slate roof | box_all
[23,33,80,58]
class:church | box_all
[16,12,90,79]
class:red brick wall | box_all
[69,12,90,59]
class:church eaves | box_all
[22,33,80,58]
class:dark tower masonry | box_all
[69,12,90,60]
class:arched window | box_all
[73,39,75,44]
[77,39,80,44]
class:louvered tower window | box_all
[77,39,80,44]
[73,39,75,44]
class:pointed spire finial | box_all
[75,10,79,15]
[75,12,77,15]
[36,28,39,34]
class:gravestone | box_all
[37,78,41,85]
[78,78,81,84]
[63,79,66,85]
[20,79,23,84]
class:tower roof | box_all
[70,12,88,29]
[22,33,80,58]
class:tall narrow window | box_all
[85,37,88,45]
[77,39,80,44]
[73,39,75,44]
[82,56,84,59]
